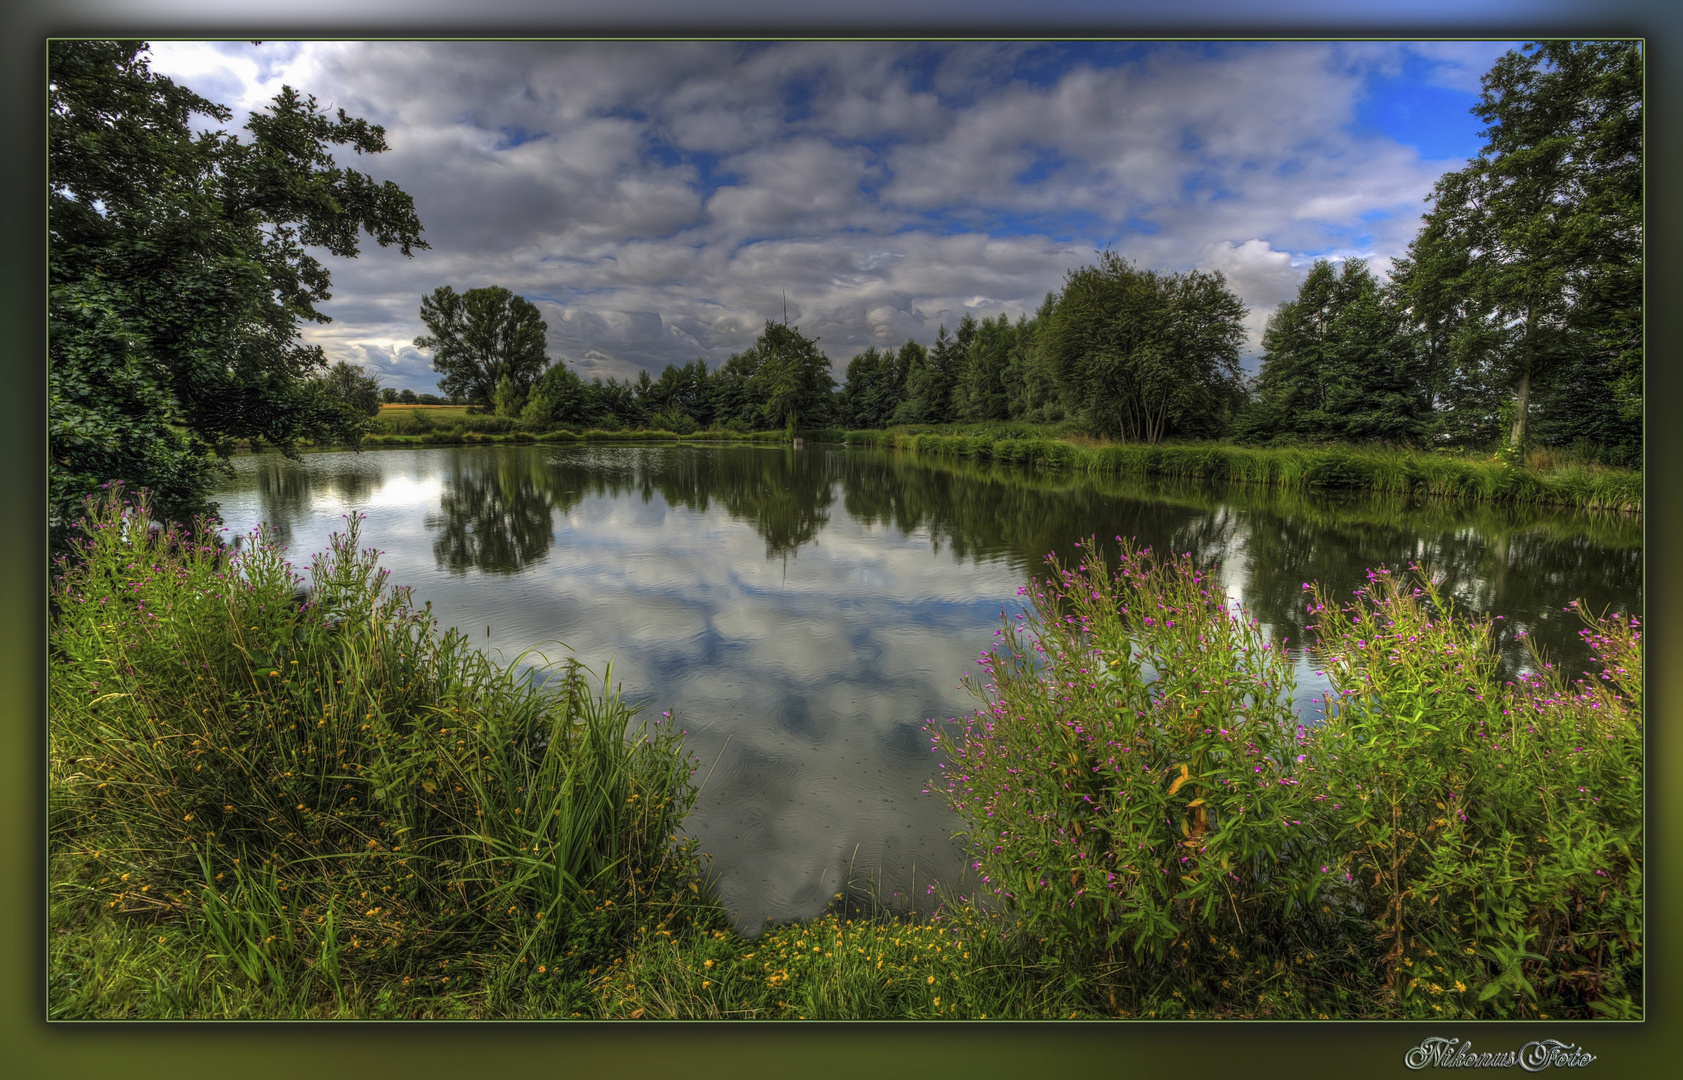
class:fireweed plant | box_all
[1306,570,1641,1018]
[49,486,702,1012]
[932,538,1640,1019]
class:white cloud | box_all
[141,39,1494,391]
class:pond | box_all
[214,442,1642,934]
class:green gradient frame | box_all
[6,7,1673,1078]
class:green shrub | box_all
[1306,569,1642,1018]
[932,539,1319,971]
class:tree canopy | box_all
[747,320,835,432]
[1041,253,1246,443]
[1242,259,1421,446]
[316,361,384,423]
[1390,40,1641,454]
[48,39,427,535]
[414,285,551,411]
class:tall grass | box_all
[49,486,702,1012]
[843,426,1641,513]
[930,539,1641,1018]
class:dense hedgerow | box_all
[933,538,1641,1018]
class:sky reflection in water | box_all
[215,443,1641,934]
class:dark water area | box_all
[215,443,1641,933]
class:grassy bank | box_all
[48,489,1640,1019]
[844,426,1642,513]
[359,405,850,448]
[49,487,704,1018]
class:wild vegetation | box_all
[49,490,1639,1019]
[47,40,427,549]
[50,487,702,1017]
[46,39,1643,1021]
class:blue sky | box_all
[143,39,1520,388]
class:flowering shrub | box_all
[932,538,1323,968]
[1308,569,1641,1018]
[933,539,1641,1018]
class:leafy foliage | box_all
[315,361,384,426]
[50,487,701,998]
[1391,41,1641,454]
[415,285,550,410]
[48,40,427,538]
[744,320,836,431]
[934,539,1319,968]
[1241,260,1422,446]
[1040,254,1246,443]
[935,541,1641,1017]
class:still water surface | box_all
[215,443,1641,933]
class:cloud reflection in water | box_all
[218,443,1641,934]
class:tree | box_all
[1243,259,1422,445]
[492,374,525,418]
[956,314,1016,422]
[587,376,647,430]
[649,359,715,429]
[525,360,593,426]
[897,325,966,425]
[316,361,384,425]
[1004,297,1060,422]
[48,40,427,535]
[1391,41,1641,453]
[750,320,835,432]
[414,285,550,410]
[709,349,767,429]
[1041,253,1246,443]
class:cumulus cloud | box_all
[139,39,1505,391]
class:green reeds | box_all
[841,426,1640,513]
[48,485,702,1014]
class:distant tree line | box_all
[414,41,1638,467]
[379,387,455,406]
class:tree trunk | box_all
[1508,313,1534,449]
[1508,365,1530,449]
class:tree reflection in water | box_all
[237,444,1638,682]
[426,452,582,575]
[414,442,1638,680]
[215,443,1639,933]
